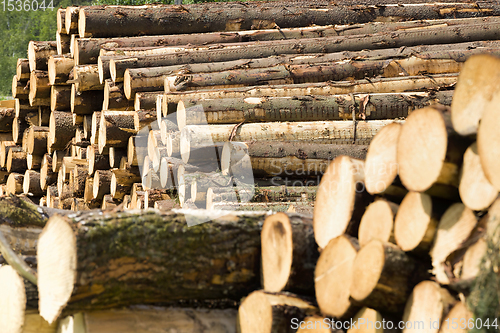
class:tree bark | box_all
[177,92,452,128]
[71,85,104,115]
[6,173,24,194]
[56,31,71,55]
[261,212,317,296]
[35,210,292,323]
[79,3,500,38]
[23,170,44,197]
[134,92,161,111]
[29,70,51,107]
[65,6,79,34]
[350,240,427,315]
[28,41,57,72]
[50,85,71,111]
[7,148,27,173]
[134,109,156,132]
[48,111,75,151]
[73,64,104,91]
[98,111,136,154]
[48,54,73,85]
[16,58,30,81]
[0,107,16,133]
[103,80,133,111]
[12,75,28,99]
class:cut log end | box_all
[397,107,448,192]
[358,199,395,247]
[477,93,500,192]
[261,212,293,293]
[394,192,436,252]
[0,265,26,333]
[37,215,77,324]
[364,122,401,194]
[313,156,364,249]
[314,235,359,319]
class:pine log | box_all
[438,301,474,333]
[48,54,73,85]
[73,64,103,91]
[0,140,16,168]
[176,92,451,129]
[110,165,141,200]
[50,85,71,111]
[23,170,43,196]
[12,75,28,99]
[51,150,65,173]
[393,192,444,255]
[80,4,500,38]
[261,212,317,295]
[87,144,109,175]
[65,6,79,34]
[134,109,156,132]
[477,87,500,192]
[166,131,180,158]
[108,147,125,169]
[48,111,75,151]
[315,234,360,319]
[98,111,136,154]
[12,117,29,145]
[28,70,51,107]
[103,80,133,111]
[16,58,30,80]
[238,290,318,333]
[364,123,402,195]
[0,265,27,333]
[0,107,15,133]
[36,210,279,323]
[38,106,50,127]
[56,32,71,55]
[90,112,101,145]
[134,92,161,111]
[430,203,478,284]
[7,148,27,173]
[71,85,104,115]
[181,121,398,163]
[6,173,24,194]
[402,281,456,333]
[92,169,112,200]
[101,194,118,210]
[313,156,372,249]
[350,240,426,314]
[15,99,38,124]
[346,307,398,333]
[459,142,498,211]
[143,189,169,208]
[154,199,178,211]
[28,41,57,72]
[358,199,397,247]
[74,16,497,65]
[127,135,144,166]
[83,177,100,208]
[451,54,500,136]
[40,154,57,191]
[397,106,469,192]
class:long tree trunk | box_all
[74,16,499,65]
[35,210,311,323]
[79,3,500,38]
[176,91,453,128]
[107,40,500,81]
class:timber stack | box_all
[0,1,499,332]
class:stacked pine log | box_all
[7,1,500,212]
[1,1,500,333]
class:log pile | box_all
[0,1,499,333]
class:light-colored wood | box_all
[93,169,112,200]
[364,123,401,195]
[16,58,30,80]
[40,154,57,190]
[6,173,24,195]
[460,237,488,281]
[238,290,318,333]
[315,235,360,319]
[350,239,422,314]
[23,310,58,333]
[261,212,317,294]
[7,147,27,173]
[48,54,73,85]
[29,70,51,107]
[27,126,49,155]
[28,40,57,72]
[397,106,467,192]
[73,64,104,91]
[430,203,478,284]
[346,307,397,333]
[50,85,71,111]
[358,199,397,247]
[103,80,133,111]
[0,266,26,333]
[23,170,44,196]
[12,75,28,99]
[477,89,500,192]
[402,281,456,333]
[71,85,104,115]
[48,111,75,151]
[451,54,500,136]
[394,192,440,254]
[56,31,71,55]
[438,301,474,333]
[459,142,498,210]
[313,156,367,249]
[98,111,136,154]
